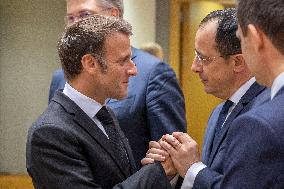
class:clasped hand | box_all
[141,132,201,178]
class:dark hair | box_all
[200,8,241,59]
[237,0,284,54]
[58,15,132,81]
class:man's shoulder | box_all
[232,91,284,133]
[209,103,224,119]
[33,101,66,127]
[30,96,78,136]
[52,69,64,80]
[130,47,177,81]
[252,88,283,115]
[131,47,163,67]
[246,82,269,106]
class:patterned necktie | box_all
[96,106,131,175]
[212,100,234,148]
[216,100,234,132]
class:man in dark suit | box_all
[48,0,186,169]
[26,15,172,189]
[142,8,270,188]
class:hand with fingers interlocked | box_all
[141,140,177,179]
[160,132,201,178]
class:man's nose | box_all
[128,60,137,76]
[191,57,202,73]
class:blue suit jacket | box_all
[194,82,270,189]
[48,47,186,168]
[220,87,284,189]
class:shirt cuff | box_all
[181,162,207,189]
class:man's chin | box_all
[204,87,213,95]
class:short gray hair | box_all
[96,0,124,18]
[58,15,132,80]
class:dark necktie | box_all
[216,100,233,132]
[96,106,131,175]
[212,100,234,148]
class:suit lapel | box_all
[53,92,131,178]
[202,105,222,165]
[73,111,131,177]
[208,82,265,165]
[208,102,245,165]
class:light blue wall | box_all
[124,0,156,48]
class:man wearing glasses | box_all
[142,8,269,189]
[48,0,186,170]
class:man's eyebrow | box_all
[195,50,207,58]
[67,9,94,15]
[118,54,131,62]
[78,9,95,13]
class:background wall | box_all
[0,0,156,173]
[156,0,170,63]
[124,0,156,48]
[0,0,65,173]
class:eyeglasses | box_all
[194,50,220,65]
[65,8,112,25]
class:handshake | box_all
[141,132,201,179]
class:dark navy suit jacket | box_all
[27,91,172,189]
[221,87,284,189]
[193,82,270,189]
[48,47,187,168]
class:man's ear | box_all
[81,54,97,74]
[232,54,246,73]
[247,24,264,52]
[110,7,120,17]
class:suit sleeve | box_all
[220,115,283,189]
[27,124,102,189]
[192,113,281,189]
[27,124,171,189]
[114,163,172,189]
[191,166,223,189]
[146,62,186,141]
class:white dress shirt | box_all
[63,82,108,137]
[271,71,284,99]
[181,77,256,189]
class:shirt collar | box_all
[271,72,284,100]
[229,77,256,104]
[63,82,103,118]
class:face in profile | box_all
[191,21,235,99]
[96,32,137,100]
[236,25,265,86]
